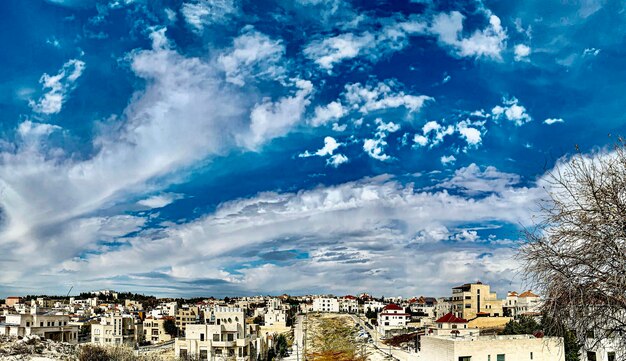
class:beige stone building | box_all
[420,334,565,361]
[175,307,267,360]
[143,317,174,344]
[91,314,142,346]
[176,306,200,336]
[451,282,503,320]
[0,309,79,343]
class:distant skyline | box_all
[0,0,625,299]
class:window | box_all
[530,352,533,360]
[608,352,616,361]
[200,333,204,341]
[496,355,505,361]
[458,357,471,361]
[227,333,234,341]
[586,352,597,361]
[200,350,208,359]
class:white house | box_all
[377,304,409,337]
[429,312,478,337]
[312,297,339,313]
[0,308,79,343]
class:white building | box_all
[377,304,409,337]
[339,296,358,313]
[429,312,478,337]
[263,309,286,327]
[175,307,266,361]
[312,297,339,313]
[503,290,542,318]
[420,334,565,361]
[91,314,141,346]
[363,300,385,314]
[0,308,79,343]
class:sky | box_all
[0,0,624,299]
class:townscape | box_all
[0,282,622,360]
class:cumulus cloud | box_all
[181,0,239,33]
[327,153,348,167]
[491,97,532,126]
[344,80,432,114]
[440,155,456,165]
[217,27,285,86]
[299,136,341,158]
[430,11,507,60]
[29,58,85,115]
[363,119,400,161]
[242,79,313,150]
[543,118,564,125]
[437,163,521,196]
[310,101,347,127]
[514,44,531,61]
[303,16,427,71]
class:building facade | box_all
[451,282,503,320]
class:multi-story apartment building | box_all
[451,282,503,320]
[91,314,142,346]
[0,308,79,343]
[143,316,174,344]
[176,306,200,336]
[175,307,267,360]
[312,297,339,313]
[339,296,359,313]
[377,304,409,337]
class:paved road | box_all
[349,314,420,361]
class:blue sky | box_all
[0,0,624,299]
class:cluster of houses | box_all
[0,282,621,361]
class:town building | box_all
[377,304,410,337]
[5,297,21,308]
[451,282,503,320]
[312,297,339,313]
[420,334,565,361]
[91,314,142,346]
[430,313,478,337]
[339,295,359,313]
[0,308,79,343]
[174,307,266,360]
[143,316,174,344]
[176,306,200,336]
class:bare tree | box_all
[521,142,626,359]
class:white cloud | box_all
[430,11,507,60]
[137,193,185,209]
[514,44,531,61]
[50,168,542,296]
[437,163,521,196]
[299,136,341,158]
[327,153,348,167]
[457,121,482,146]
[29,59,85,115]
[242,79,313,149]
[491,97,532,126]
[303,32,375,71]
[413,134,428,147]
[310,101,346,127]
[344,81,432,114]
[440,155,456,165]
[363,119,400,161]
[0,29,312,286]
[303,16,427,71]
[544,118,564,125]
[181,0,238,33]
[217,27,285,86]
[583,47,601,57]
